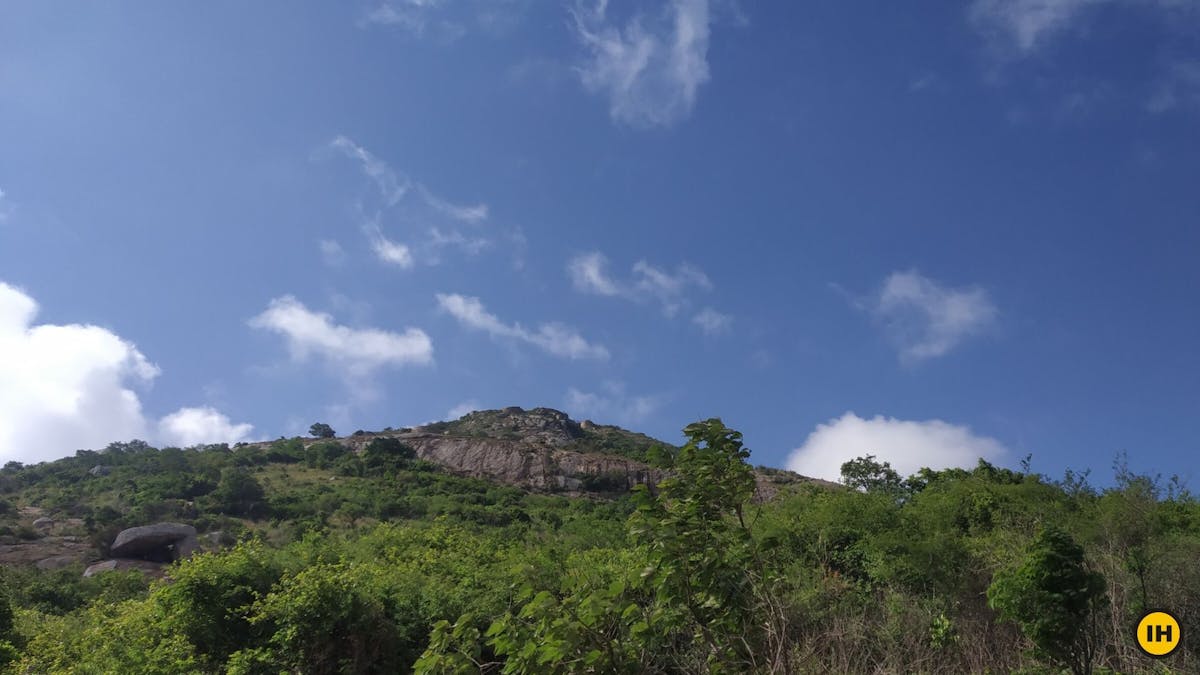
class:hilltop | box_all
[0,407,826,574]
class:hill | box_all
[0,407,825,574]
[0,411,1194,674]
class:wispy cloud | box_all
[249,295,434,377]
[969,0,1099,54]
[787,412,1009,482]
[969,0,1190,55]
[365,224,415,268]
[1147,60,1200,113]
[571,0,713,127]
[328,135,492,268]
[564,382,666,425]
[692,307,732,335]
[418,184,488,223]
[363,0,525,41]
[0,188,11,223]
[330,135,410,206]
[852,270,997,363]
[436,292,609,360]
[319,239,347,267]
[446,400,481,419]
[568,251,713,316]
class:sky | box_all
[1,1,1197,485]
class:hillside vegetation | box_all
[0,409,1194,673]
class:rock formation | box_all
[110,523,199,562]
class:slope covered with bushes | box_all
[0,416,1195,673]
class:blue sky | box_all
[1,1,1197,484]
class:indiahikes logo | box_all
[1135,610,1182,659]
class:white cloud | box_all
[330,135,410,206]
[969,0,1099,53]
[365,225,415,268]
[568,251,623,296]
[692,307,732,335]
[0,188,10,223]
[564,383,665,426]
[0,282,252,463]
[571,0,712,127]
[428,227,489,262]
[859,270,997,363]
[632,260,711,313]
[969,0,1190,55]
[249,295,434,376]
[1147,60,1200,113]
[418,184,488,223]
[786,412,1010,482]
[567,251,713,316]
[363,0,523,40]
[446,400,481,419]
[319,239,347,266]
[436,293,609,360]
[329,136,494,267]
[158,407,256,447]
[365,0,447,33]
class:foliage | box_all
[988,526,1107,675]
[0,419,1195,674]
[309,422,336,439]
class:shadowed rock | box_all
[110,523,198,561]
[83,558,166,578]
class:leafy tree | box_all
[988,525,1107,675]
[236,563,423,674]
[362,437,417,475]
[209,468,266,517]
[152,540,285,668]
[309,422,336,439]
[840,454,906,498]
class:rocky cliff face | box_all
[295,407,835,497]
[401,434,665,491]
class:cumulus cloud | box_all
[568,251,713,316]
[158,407,256,447]
[787,412,1010,482]
[856,270,997,363]
[692,307,732,335]
[0,282,252,463]
[328,136,492,267]
[571,0,712,127]
[564,383,665,425]
[249,295,434,376]
[436,293,609,360]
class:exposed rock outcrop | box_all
[110,523,198,562]
[35,554,82,571]
[243,406,835,498]
[83,558,166,578]
[402,434,666,492]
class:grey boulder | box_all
[110,523,198,560]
